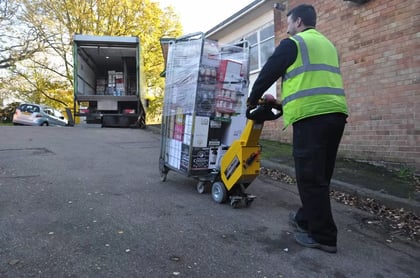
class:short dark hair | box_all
[287,4,317,27]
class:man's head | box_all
[286,4,317,36]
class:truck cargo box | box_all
[73,34,145,128]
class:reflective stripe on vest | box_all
[283,34,345,106]
[282,87,345,106]
[281,30,348,127]
[284,35,342,81]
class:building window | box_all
[245,24,275,72]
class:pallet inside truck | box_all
[160,96,282,208]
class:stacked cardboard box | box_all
[166,139,182,169]
[107,70,116,95]
[115,72,124,96]
[106,70,125,96]
[215,59,243,120]
[162,37,249,174]
[173,113,184,141]
[96,79,106,95]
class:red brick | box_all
[267,0,419,171]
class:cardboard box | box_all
[208,147,219,169]
[180,144,190,173]
[173,123,184,141]
[191,147,210,169]
[216,145,229,169]
[218,60,242,83]
[108,70,116,85]
[195,88,215,117]
[201,40,220,67]
[183,115,193,145]
[97,79,107,85]
[96,86,106,95]
[181,145,211,171]
[222,115,247,146]
[168,115,176,139]
[115,72,123,79]
[207,120,223,147]
[192,116,210,147]
[167,139,182,169]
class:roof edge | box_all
[73,34,139,44]
[205,0,267,37]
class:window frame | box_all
[244,23,275,74]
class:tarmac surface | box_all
[147,124,420,215]
[0,125,419,277]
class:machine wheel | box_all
[245,198,254,207]
[160,171,167,182]
[230,199,240,209]
[196,181,208,194]
[211,182,227,203]
[160,167,169,182]
[159,160,169,182]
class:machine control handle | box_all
[246,99,283,123]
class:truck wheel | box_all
[211,182,227,203]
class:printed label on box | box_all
[218,60,242,83]
[207,120,223,147]
[191,147,210,169]
[193,116,210,147]
[180,143,190,173]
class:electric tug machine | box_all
[211,97,283,208]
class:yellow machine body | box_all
[220,120,264,191]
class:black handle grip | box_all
[246,101,283,122]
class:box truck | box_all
[73,34,146,128]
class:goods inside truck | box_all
[73,35,145,128]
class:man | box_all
[247,4,348,253]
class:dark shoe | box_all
[288,212,308,232]
[294,232,337,253]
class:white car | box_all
[13,103,68,126]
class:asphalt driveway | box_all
[0,126,418,277]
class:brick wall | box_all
[265,0,419,171]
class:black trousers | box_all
[293,113,347,246]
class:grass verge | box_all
[259,139,418,200]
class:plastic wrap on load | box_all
[164,38,202,116]
[161,33,250,173]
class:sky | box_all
[157,0,255,34]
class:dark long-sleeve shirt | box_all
[248,37,298,105]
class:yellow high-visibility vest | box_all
[281,29,348,127]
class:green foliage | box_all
[0,101,20,122]
[0,0,47,69]
[396,166,415,179]
[259,139,293,160]
[1,0,182,120]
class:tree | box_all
[1,0,182,118]
[0,101,19,122]
[0,0,45,69]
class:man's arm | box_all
[247,38,297,106]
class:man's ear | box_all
[297,17,303,27]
